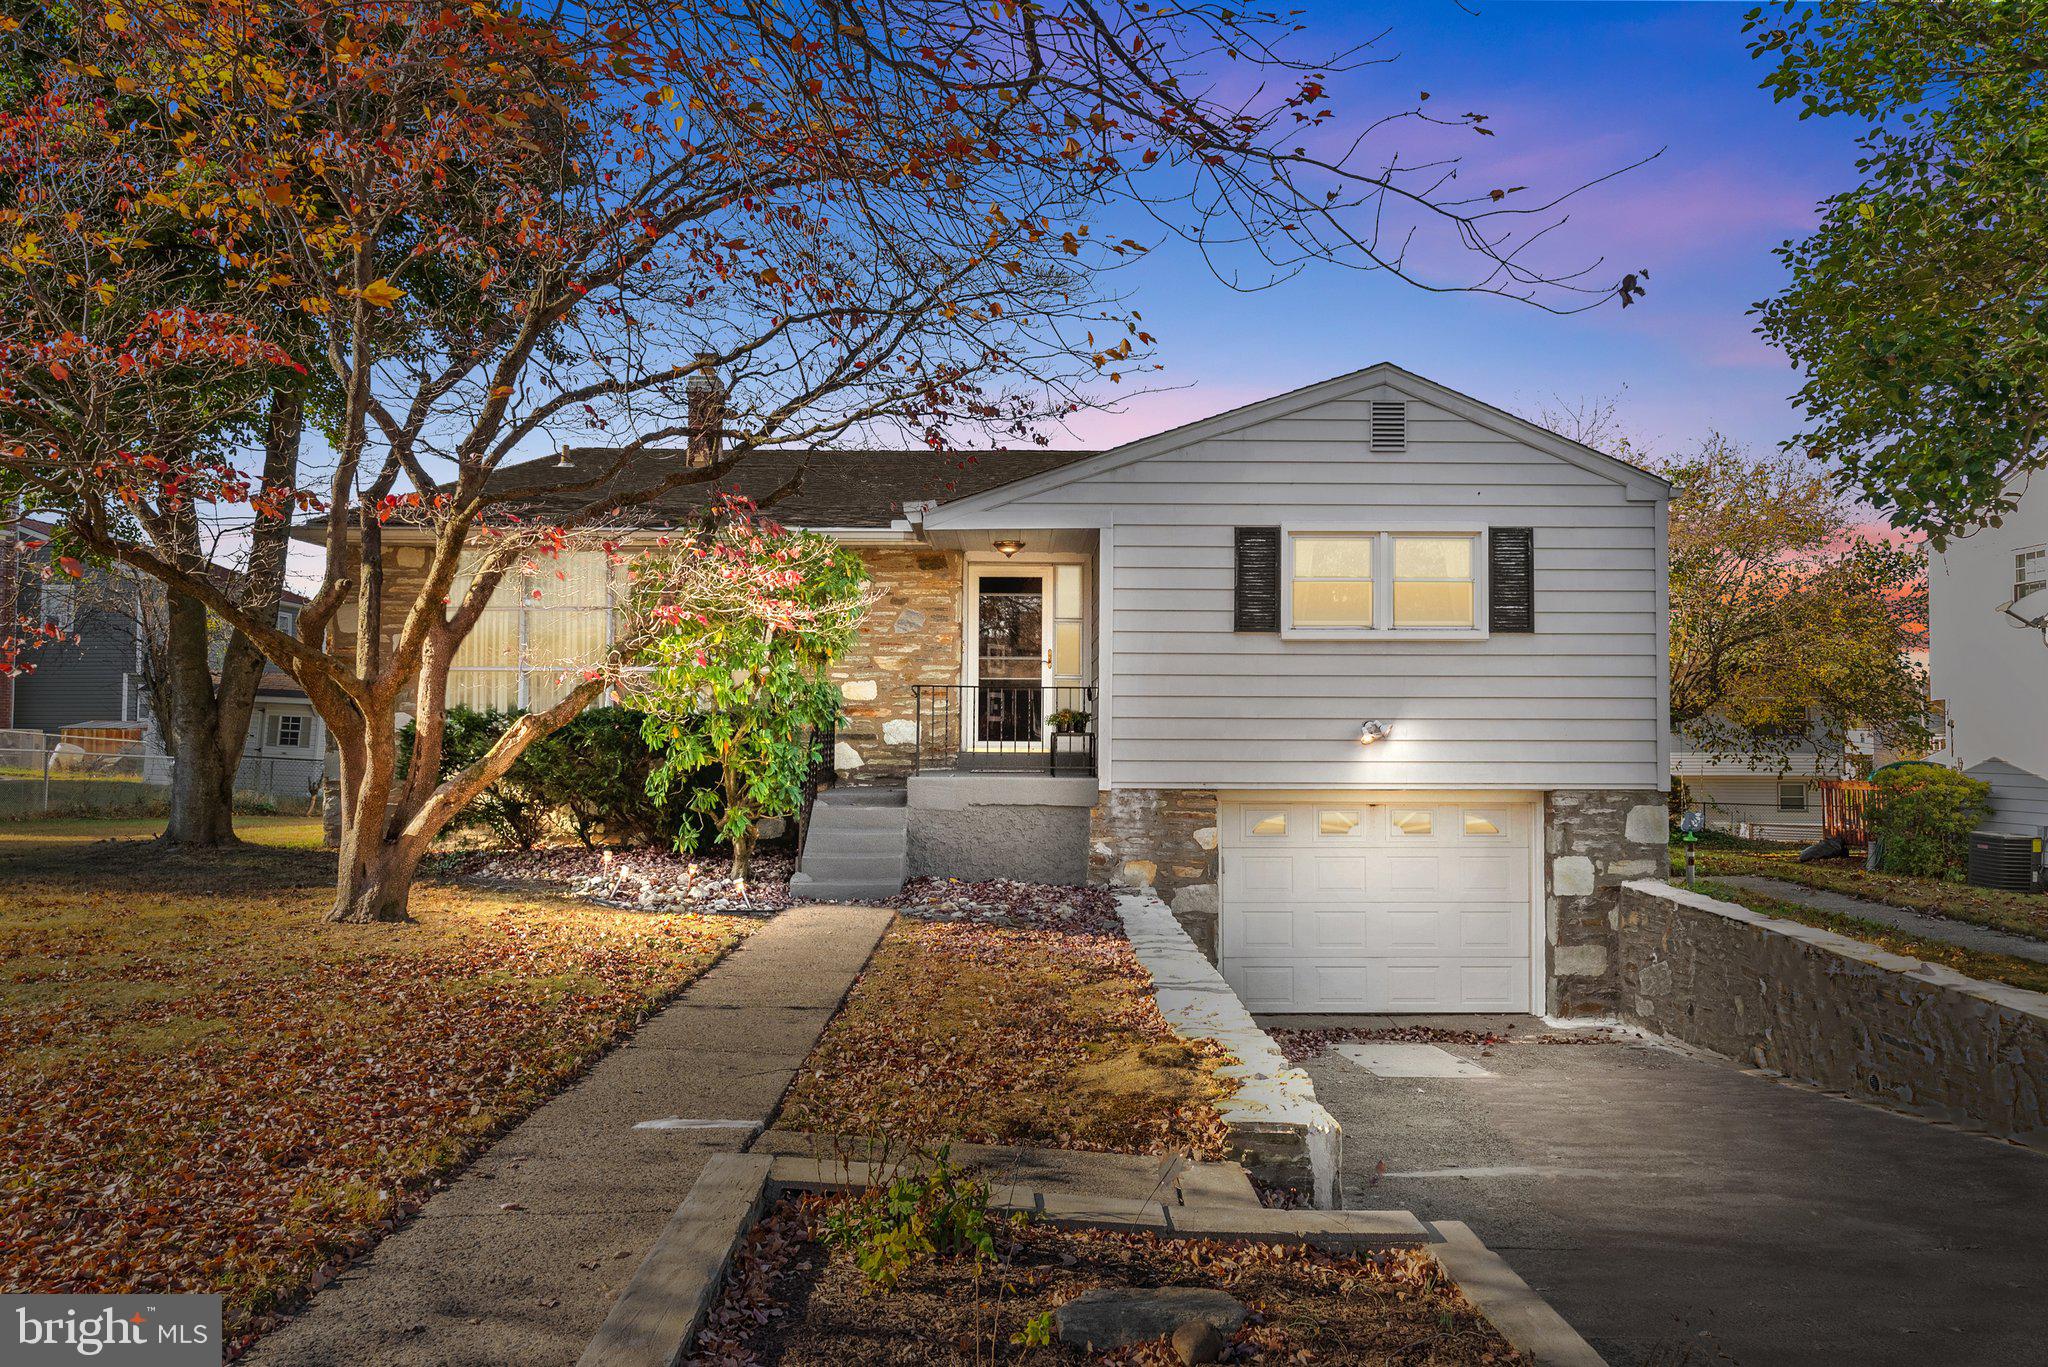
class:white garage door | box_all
[1219,797,1536,1013]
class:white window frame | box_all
[2016,545,2047,601]
[271,712,306,749]
[1777,781,1808,813]
[1280,523,1488,641]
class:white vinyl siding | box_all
[941,379,1666,791]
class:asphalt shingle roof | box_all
[481,446,1098,528]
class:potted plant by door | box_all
[1048,708,1091,735]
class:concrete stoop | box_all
[578,1147,1604,1367]
[791,786,908,901]
[1115,891,1344,1207]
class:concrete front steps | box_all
[790,786,907,901]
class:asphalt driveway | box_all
[1286,1018,2048,1367]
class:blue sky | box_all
[1059,0,1863,459]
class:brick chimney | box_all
[686,353,724,469]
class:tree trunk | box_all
[727,767,753,884]
[159,586,240,846]
[331,830,427,922]
[154,387,305,847]
[731,827,754,884]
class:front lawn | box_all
[1696,878,2048,995]
[1689,845,2048,943]
[0,822,751,1353]
[778,880,1232,1159]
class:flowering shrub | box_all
[626,500,872,881]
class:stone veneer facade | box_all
[827,547,963,782]
[1544,788,1670,1017]
[1090,788,1222,958]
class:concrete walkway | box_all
[1716,873,2048,965]
[245,903,893,1367]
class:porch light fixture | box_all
[993,538,1026,558]
[1359,720,1392,746]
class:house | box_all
[380,362,1670,1018]
[0,516,325,799]
[1667,722,1862,842]
[1928,478,2048,836]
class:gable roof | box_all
[922,362,1670,526]
[473,446,1098,529]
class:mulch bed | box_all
[445,845,795,913]
[779,880,1232,1158]
[689,1195,1528,1365]
[1270,1022,1622,1067]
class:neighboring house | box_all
[1929,477,2048,836]
[359,362,1673,1018]
[4,521,158,742]
[0,517,324,798]
[1668,721,1861,842]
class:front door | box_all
[967,568,1051,748]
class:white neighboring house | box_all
[1929,478,2048,835]
[1669,743,1851,842]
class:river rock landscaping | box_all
[446,845,796,913]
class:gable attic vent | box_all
[1370,400,1407,452]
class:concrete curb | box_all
[1115,891,1343,1206]
[1428,1220,1606,1366]
[579,1154,1591,1367]
[577,1152,774,1367]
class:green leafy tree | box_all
[1747,1,2048,542]
[1666,437,1932,767]
[628,503,872,883]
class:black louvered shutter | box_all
[1234,526,1281,632]
[1488,527,1535,633]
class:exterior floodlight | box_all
[1359,720,1391,746]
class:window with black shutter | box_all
[1488,527,1535,633]
[1234,526,1281,632]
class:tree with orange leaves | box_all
[3,0,1653,920]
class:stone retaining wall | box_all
[1618,879,2048,1150]
[1117,892,1341,1206]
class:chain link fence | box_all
[1682,797,1827,845]
[0,727,325,819]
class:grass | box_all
[0,813,324,845]
[779,904,1233,1159]
[0,817,752,1354]
[1680,842,2048,944]
[1694,878,2048,995]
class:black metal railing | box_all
[910,684,1097,776]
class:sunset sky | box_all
[1058,0,1863,463]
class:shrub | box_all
[1867,763,1991,878]
[399,706,712,850]
[819,1151,998,1292]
